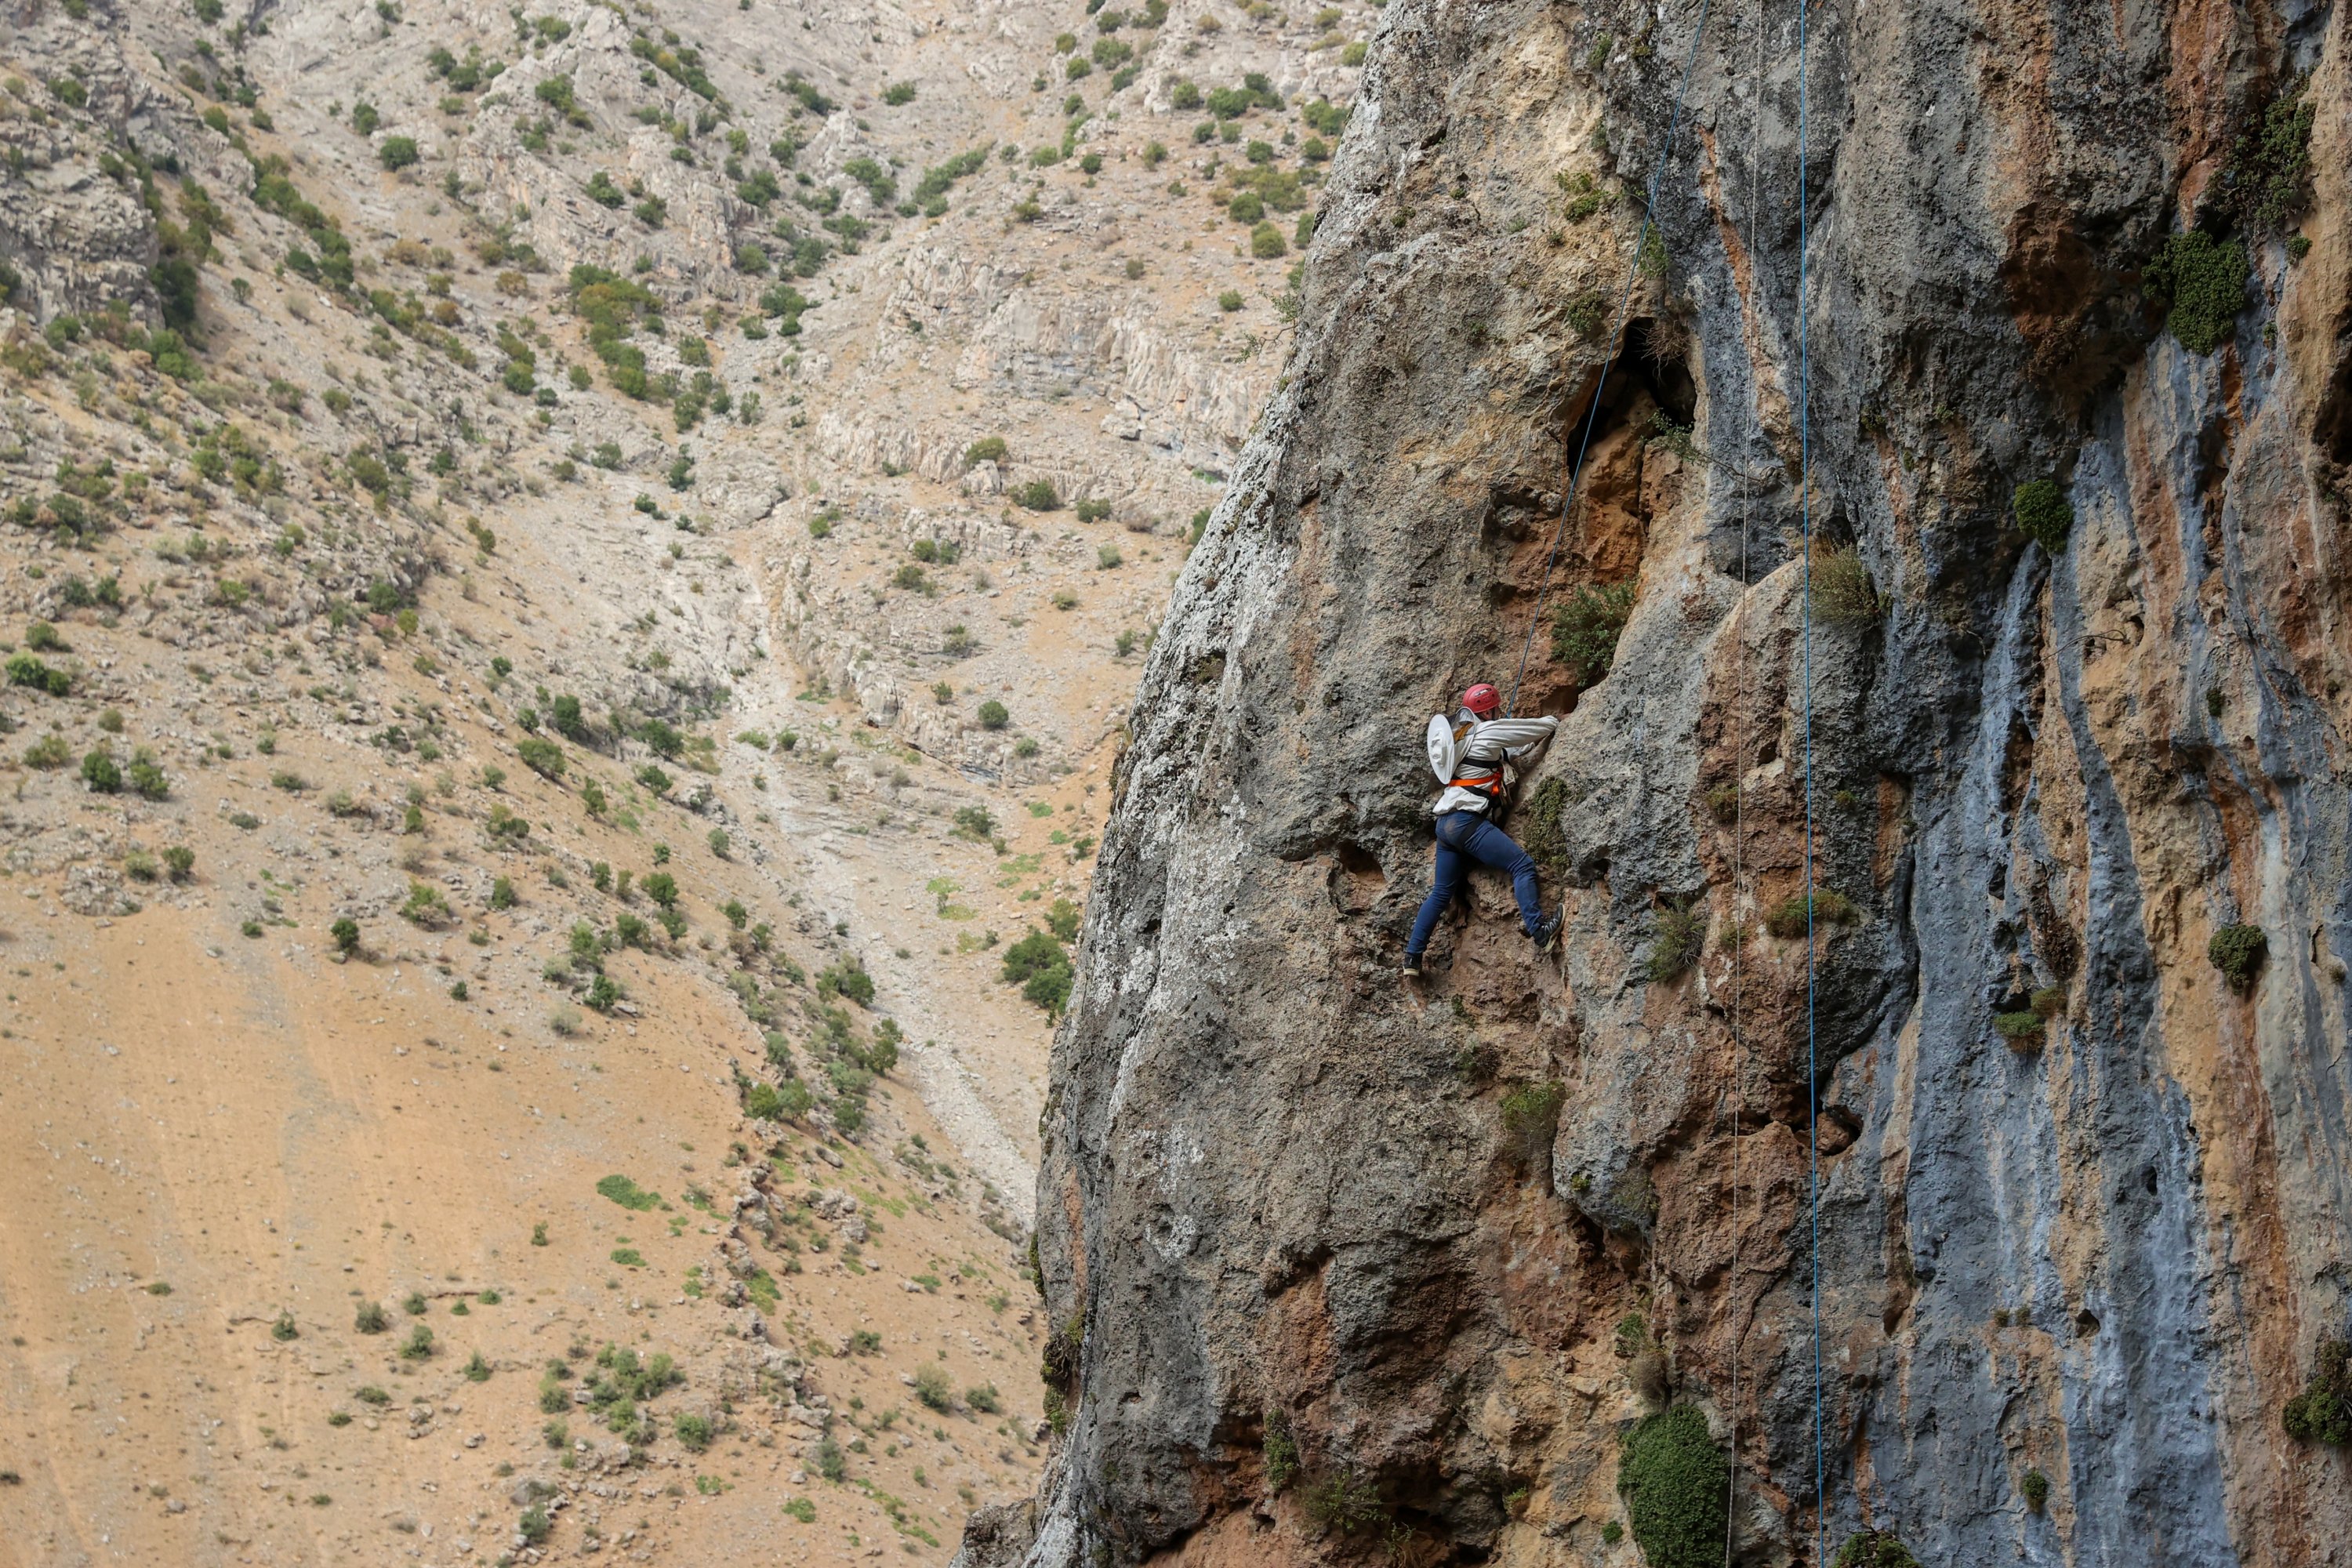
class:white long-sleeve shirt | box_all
[1432,711,1559,816]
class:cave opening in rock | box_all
[1496,319,1706,713]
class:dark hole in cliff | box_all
[2074,1309,2100,1338]
[1556,317,1697,448]
[2318,354,2352,466]
[1816,1104,1861,1156]
[1330,841,1387,913]
[2143,1165,2158,1195]
[2194,408,2234,521]
[1999,714,2037,815]
[2028,884,2079,978]
[1493,322,1698,712]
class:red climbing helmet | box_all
[1459,683,1501,717]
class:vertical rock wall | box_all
[974,0,2352,1562]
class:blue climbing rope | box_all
[1798,0,1824,1552]
[1504,0,1718,718]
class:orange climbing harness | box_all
[1443,721,1514,812]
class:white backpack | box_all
[1424,713,1459,785]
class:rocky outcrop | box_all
[0,31,167,324]
[993,0,2352,1565]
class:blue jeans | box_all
[1406,811,1544,956]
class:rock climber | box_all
[1403,682,1561,979]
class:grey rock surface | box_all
[974,0,2352,1563]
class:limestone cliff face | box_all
[979,0,2352,1563]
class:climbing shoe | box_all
[1531,915,1563,953]
[1402,954,1424,981]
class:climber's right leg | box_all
[1403,815,1472,976]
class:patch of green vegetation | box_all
[1002,928,1073,1018]
[2224,83,2315,230]
[1617,1406,1728,1568]
[1763,888,1858,938]
[913,1364,953,1410]
[1994,1011,2045,1051]
[2143,230,2249,355]
[1263,1411,1299,1492]
[1552,582,1635,683]
[2013,479,2073,556]
[1811,543,1880,621]
[746,1268,781,1312]
[596,1174,662,1210]
[2209,923,2267,993]
[2277,1344,2349,1441]
[1833,1530,1921,1568]
[817,959,874,1007]
[1497,1082,1566,1167]
[744,1079,815,1122]
[1301,1469,1384,1534]
[1642,899,1704,982]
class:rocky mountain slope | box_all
[988,0,2352,1565]
[0,0,1377,1559]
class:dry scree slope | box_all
[0,0,1375,1560]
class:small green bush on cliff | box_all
[1552,581,1635,684]
[1497,1081,1565,1165]
[2209,923,2267,993]
[1517,777,1575,875]
[1301,1469,1383,1535]
[2283,1340,2352,1444]
[1617,1406,1728,1568]
[1994,1011,2046,1052]
[1764,888,1857,938]
[1833,1530,1921,1568]
[1811,543,1880,621]
[1642,899,1704,982]
[1262,1411,1299,1493]
[2013,480,2073,555]
[2143,230,2249,355]
[1003,929,1073,1018]
[2021,1468,2051,1512]
[2223,85,2316,230]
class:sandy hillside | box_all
[0,0,1370,1555]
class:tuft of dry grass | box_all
[1810,543,1879,624]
